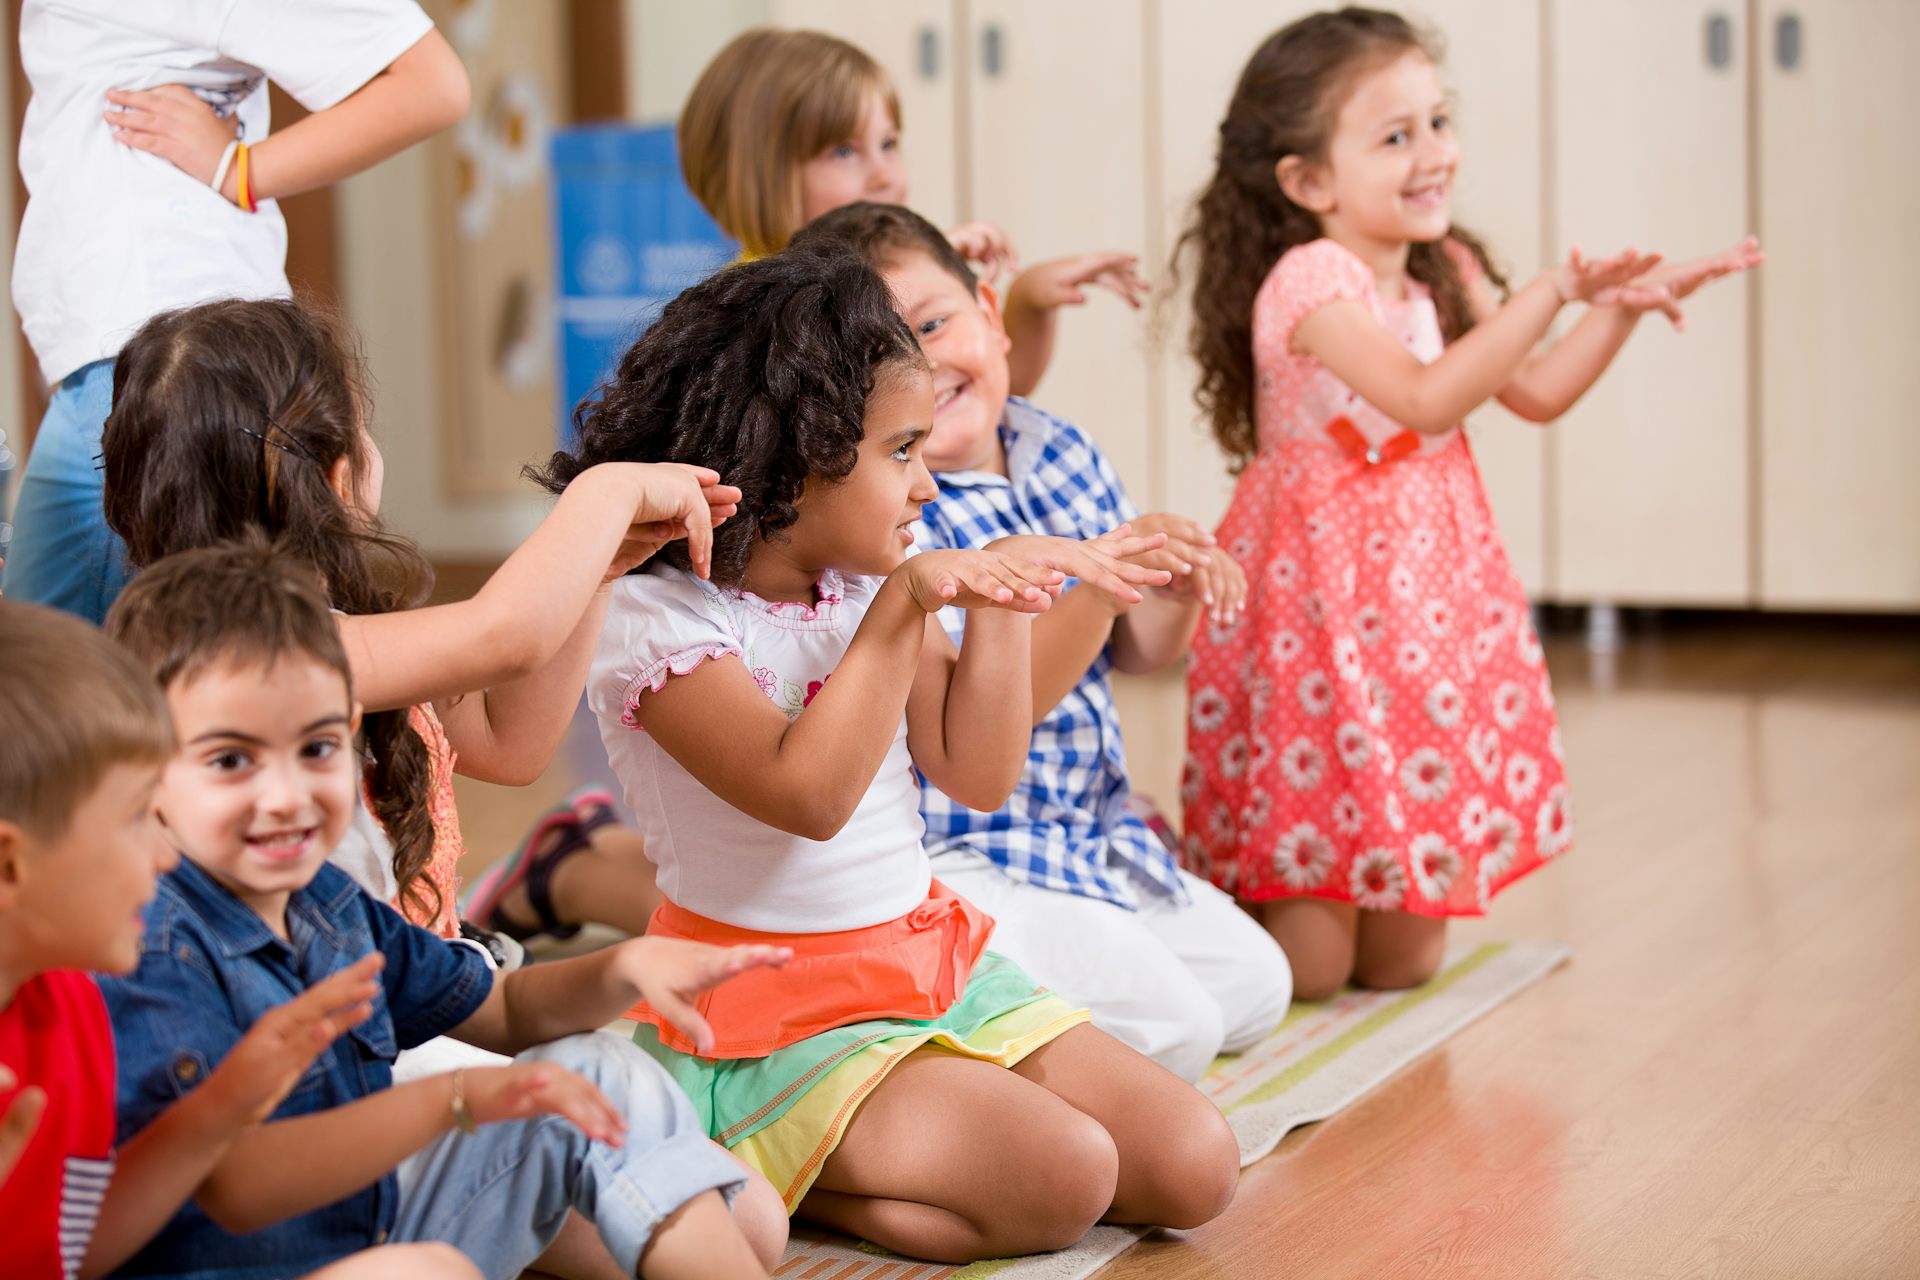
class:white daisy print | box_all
[1467,726,1502,782]
[1389,564,1417,600]
[1397,640,1431,675]
[1409,526,1438,558]
[1384,791,1406,832]
[1458,796,1491,844]
[1409,833,1462,900]
[1245,788,1273,830]
[1485,600,1516,632]
[1350,846,1408,910]
[1335,721,1373,770]
[1227,535,1257,563]
[1248,733,1275,775]
[1400,747,1453,803]
[1421,599,1453,636]
[1270,630,1305,667]
[1340,563,1357,599]
[1332,792,1365,835]
[1279,738,1327,791]
[1505,751,1541,803]
[1536,784,1573,856]
[1517,627,1545,667]
[1333,635,1365,683]
[1485,808,1522,874]
[1425,679,1464,729]
[1493,681,1530,731]
[1249,673,1274,720]
[1303,591,1326,627]
[1364,529,1393,562]
[1280,459,1303,487]
[1218,734,1251,780]
[1206,613,1241,646]
[1191,686,1229,733]
[1365,675,1393,727]
[1472,628,1500,668]
[1354,606,1386,648]
[1305,515,1327,543]
[1268,556,1300,590]
[1208,803,1238,846]
[1180,756,1203,806]
[1298,671,1334,717]
[1273,822,1335,891]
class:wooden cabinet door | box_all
[1756,0,1920,609]
[1549,0,1753,605]
[967,0,1153,499]
[768,0,961,229]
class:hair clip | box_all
[235,421,322,467]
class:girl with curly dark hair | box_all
[1171,8,1759,999]
[99,296,738,945]
[533,243,1242,1263]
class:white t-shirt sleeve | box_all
[215,0,436,111]
[588,571,744,732]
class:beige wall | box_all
[625,0,768,124]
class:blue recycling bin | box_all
[549,124,736,445]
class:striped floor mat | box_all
[768,941,1570,1279]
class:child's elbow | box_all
[196,1182,269,1237]
[404,30,472,133]
[786,793,857,844]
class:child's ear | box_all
[326,455,356,508]
[976,281,1013,356]
[0,821,29,911]
[1276,155,1334,215]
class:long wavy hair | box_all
[101,298,442,928]
[528,243,928,588]
[1171,7,1507,471]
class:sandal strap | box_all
[511,819,588,942]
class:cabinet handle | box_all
[981,23,1004,78]
[1704,12,1733,69]
[917,26,940,80]
[1775,12,1802,70]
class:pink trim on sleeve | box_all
[1258,238,1378,356]
[618,644,742,728]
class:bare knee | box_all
[1352,913,1447,990]
[1351,947,1444,990]
[1260,900,1357,1002]
[1000,1109,1119,1254]
[1134,1094,1239,1229]
[728,1165,789,1269]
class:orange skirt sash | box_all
[626,880,995,1060]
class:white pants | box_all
[934,852,1293,1082]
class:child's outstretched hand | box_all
[104,85,237,189]
[1552,245,1664,308]
[203,954,384,1126]
[617,937,793,1059]
[896,548,1066,614]
[1011,252,1149,312]
[1124,513,1247,623]
[0,1064,47,1186]
[600,463,743,583]
[1599,235,1765,332]
[457,1062,628,1146]
[986,525,1176,611]
[946,221,1020,283]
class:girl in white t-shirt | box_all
[535,244,1242,1264]
[6,0,468,623]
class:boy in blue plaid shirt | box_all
[793,205,1292,1081]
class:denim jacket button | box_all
[173,1056,200,1082]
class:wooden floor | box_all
[452,613,1920,1279]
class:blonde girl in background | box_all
[1174,7,1760,999]
[679,27,1143,397]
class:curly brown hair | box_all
[1171,7,1508,471]
[528,243,927,587]
[101,299,443,929]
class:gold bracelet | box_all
[449,1069,477,1135]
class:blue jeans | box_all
[392,1033,746,1280]
[0,359,130,623]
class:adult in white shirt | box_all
[5,0,468,622]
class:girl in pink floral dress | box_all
[1173,8,1759,998]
